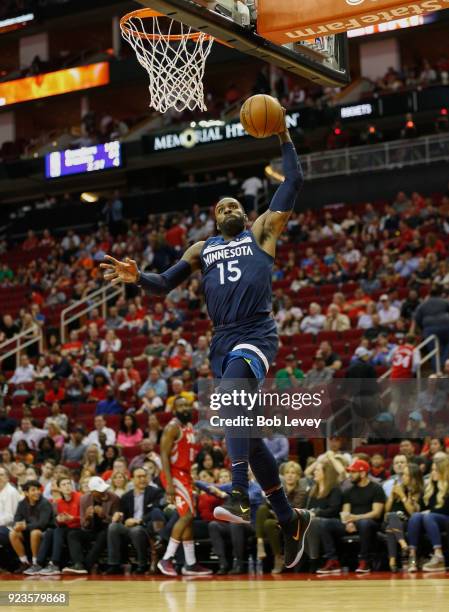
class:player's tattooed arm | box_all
[100,241,205,293]
[252,122,303,257]
[160,422,181,503]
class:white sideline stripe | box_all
[232,343,269,373]
[202,236,252,255]
[172,477,194,513]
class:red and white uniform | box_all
[390,344,419,379]
[161,418,196,516]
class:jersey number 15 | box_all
[217,260,241,285]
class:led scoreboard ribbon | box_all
[45,141,122,179]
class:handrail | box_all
[60,284,124,343]
[0,323,43,368]
[270,132,449,182]
[325,402,354,440]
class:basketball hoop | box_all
[120,8,215,113]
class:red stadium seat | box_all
[0,436,11,449]
[353,444,386,457]
[317,331,341,343]
[121,445,142,460]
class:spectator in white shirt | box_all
[275,297,303,327]
[84,415,116,447]
[9,418,46,452]
[61,229,80,252]
[419,60,437,84]
[10,355,35,385]
[241,175,263,211]
[0,466,21,563]
[324,304,350,332]
[99,330,122,354]
[300,302,326,335]
[377,294,400,326]
[342,239,361,265]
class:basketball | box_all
[240,94,285,138]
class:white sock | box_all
[163,537,180,561]
[183,540,196,566]
[32,557,37,565]
[20,556,28,564]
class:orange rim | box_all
[120,8,214,42]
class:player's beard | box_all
[220,214,245,237]
[176,411,192,425]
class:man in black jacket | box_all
[106,467,165,574]
[9,480,54,574]
[346,347,380,430]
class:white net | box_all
[120,11,214,114]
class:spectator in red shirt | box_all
[422,233,445,257]
[84,307,105,331]
[87,374,109,402]
[22,230,39,251]
[133,296,146,320]
[165,217,186,250]
[345,288,373,319]
[196,470,225,522]
[124,303,144,330]
[114,357,141,392]
[39,477,81,575]
[168,342,192,370]
[39,229,55,247]
[62,329,83,355]
[44,380,65,404]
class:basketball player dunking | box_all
[101,111,311,569]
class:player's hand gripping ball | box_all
[240,94,286,138]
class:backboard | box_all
[136,0,350,86]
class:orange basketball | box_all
[240,94,285,139]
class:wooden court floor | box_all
[0,575,448,612]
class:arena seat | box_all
[0,436,11,449]
[121,445,142,460]
[353,444,386,456]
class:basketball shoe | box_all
[282,509,312,569]
[213,488,251,524]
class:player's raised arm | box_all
[100,240,205,294]
[252,115,304,256]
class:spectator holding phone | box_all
[384,462,423,572]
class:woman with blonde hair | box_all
[81,444,103,476]
[255,461,307,574]
[109,470,129,497]
[407,456,449,572]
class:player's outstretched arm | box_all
[100,241,205,294]
[252,114,304,257]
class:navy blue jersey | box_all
[200,229,273,327]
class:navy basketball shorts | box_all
[209,315,278,381]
